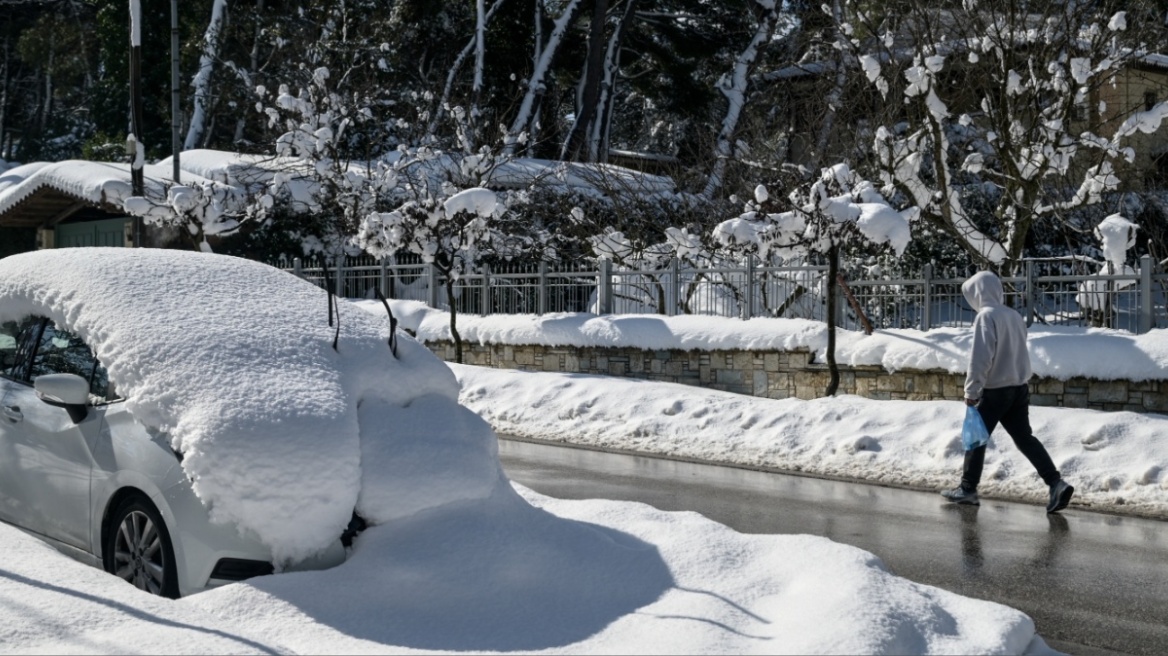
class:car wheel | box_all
[103,495,180,598]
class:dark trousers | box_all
[962,384,1060,490]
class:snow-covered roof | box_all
[163,148,677,197]
[0,248,503,563]
[0,160,229,225]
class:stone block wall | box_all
[427,340,1168,413]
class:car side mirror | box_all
[34,373,89,423]
[1,351,14,367]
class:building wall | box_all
[1100,66,1168,183]
[424,340,1168,414]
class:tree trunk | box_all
[447,277,463,364]
[0,35,9,158]
[185,0,229,150]
[825,242,840,397]
[807,1,846,172]
[590,0,637,162]
[427,0,511,139]
[234,0,265,144]
[701,0,778,199]
[504,0,583,155]
[41,34,54,133]
[561,0,609,161]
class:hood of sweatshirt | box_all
[962,271,1004,311]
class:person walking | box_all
[941,271,1075,513]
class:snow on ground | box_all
[0,251,1055,654]
[359,302,1168,516]
[453,365,1168,517]
[0,482,1046,655]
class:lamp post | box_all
[129,0,145,247]
[171,0,180,183]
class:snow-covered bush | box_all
[122,181,245,251]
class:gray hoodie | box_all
[962,271,1032,399]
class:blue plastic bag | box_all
[962,405,990,451]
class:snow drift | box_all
[0,248,503,562]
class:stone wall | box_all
[427,340,1168,413]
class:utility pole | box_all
[129,0,145,246]
[171,0,181,183]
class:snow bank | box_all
[454,365,1168,517]
[0,521,275,653]
[186,483,1039,654]
[0,482,1043,654]
[0,249,503,562]
[369,300,1168,383]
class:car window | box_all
[0,320,19,373]
[1,317,42,381]
[26,322,116,402]
[2,315,118,401]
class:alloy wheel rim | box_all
[113,510,164,594]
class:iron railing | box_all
[273,254,1168,334]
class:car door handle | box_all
[2,405,21,422]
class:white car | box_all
[0,247,500,600]
[0,291,348,598]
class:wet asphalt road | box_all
[498,437,1168,656]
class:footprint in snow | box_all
[839,435,881,455]
[1137,465,1162,486]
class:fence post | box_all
[921,263,933,331]
[743,253,756,319]
[293,257,303,280]
[379,258,389,297]
[1140,254,1154,334]
[481,264,491,316]
[667,257,680,316]
[1024,259,1035,327]
[538,261,549,315]
[427,262,441,308]
[334,255,345,298]
[599,259,613,314]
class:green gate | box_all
[55,218,129,248]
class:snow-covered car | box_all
[0,248,501,598]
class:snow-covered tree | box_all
[714,164,915,395]
[357,184,509,364]
[249,66,396,255]
[839,0,1168,271]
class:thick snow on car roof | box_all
[0,248,502,562]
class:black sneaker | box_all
[1047,480,1074,514]
[941,486,980,505]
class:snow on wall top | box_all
[0,161,224,218]
[0,249,503,562]
[373,300,1168,383]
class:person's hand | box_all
[965,397,979,407]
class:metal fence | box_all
[273,254,1168,334]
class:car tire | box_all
[103,495,180,598]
